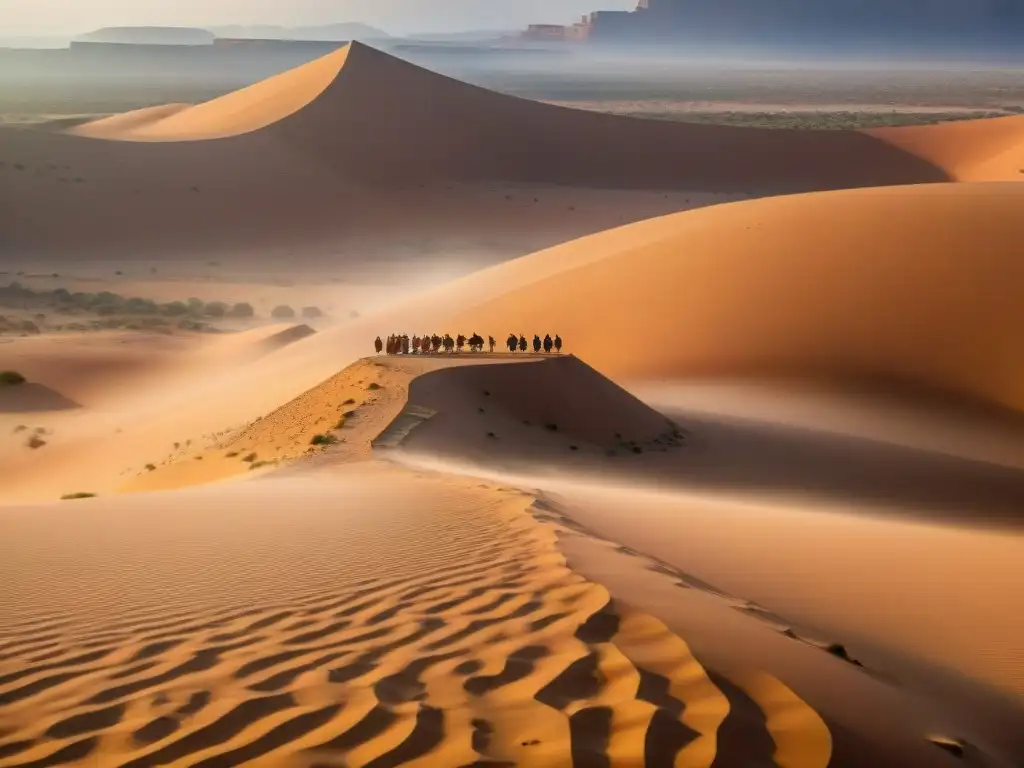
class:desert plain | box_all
[1,41,1023,768]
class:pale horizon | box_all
[0,0,635,38]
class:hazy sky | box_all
[0,0,635,36]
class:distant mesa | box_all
[519,0,1024,49]
[207,23,389,42]
[73,27,216,47]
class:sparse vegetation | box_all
[228,302,254,319]
[0,282,266,335]
[225,451,239,458]
[61,492,96,500]
[0,370,26,386]
[26,434,46,449]
[271,305,296,320]
[334,417,346,430]
[310,433,337,446]
[366,383,381,391]
[343,398,356,405]
[241,452,258,463]
[301,306,323,319]
[144,463,156,471]
[249,460,277,470]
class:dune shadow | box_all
[637,409,1024,529]
[0,382,81,413]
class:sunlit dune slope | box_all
[870,115,1024,182]
[66,42,1018,189]
[430,182,1024,413]
[72,103,192,136]
[72,47,350,142]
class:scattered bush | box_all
[301,306,323,319]
[186,298,205,314]
[241,452,258,463]
[366,383,381,391]
[545,423,558,432]
[61,492,96,500]
[225,451,239,458]
[203,301,227,318]
[310,433,337,446]
[334,417,346,430]
[271,305,295,320]
[343,398,356,405]
[228,302,254,319]
[0,370,26,386]
[26,435,46,449]
[144,463,156,471]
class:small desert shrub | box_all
[343,398,356,405]
[301,306,323,319]
[249,460,275,470]
[241,452,258,463]
[203,301,227,319]
[310,433,337,446]
[366,383,381,391]
[271,305,295,320]
[26,435,46,449]
[186,297,205,315]
[144,463,156,471]
[61,492,96,500]
[334,417,346,430]
[225,451,239,458]
[343,410,357,418]
[545,423,558,432]
[0,370,26,386]
[161,301,189,317]
[228,302,254,319]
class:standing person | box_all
[543,334,553,353]
[554,334,563,353]
[489,335,496,353]
[532,334,541,353]
[456,334,466,352]
[386,336,393,355]
[402,335,410,355]
[374,336,383,355]
[412,335,421,354]
[518,334,527,352]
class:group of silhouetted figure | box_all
[374,333,562,355]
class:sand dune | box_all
[0,465,847,768]
[428,182,1024,414]
[68,42,1021,189]
[3,42,1021,264]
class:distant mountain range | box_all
[208,23,389,41]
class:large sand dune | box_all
[2,42,1021,263]
[428,182,1024,414]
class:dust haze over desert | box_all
[1,1,1023,766]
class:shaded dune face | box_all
[439,182,1024,413]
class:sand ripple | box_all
[0,468,829,767]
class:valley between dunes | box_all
[2,41,1024,768]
